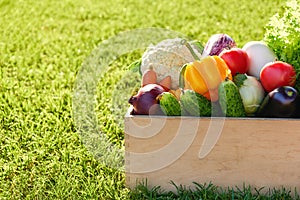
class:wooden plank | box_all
[125,112,300,191]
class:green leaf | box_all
[191,40,204,54]
[233,73,247,88]
[128,58,142,75]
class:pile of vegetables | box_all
[128,31,300,118]
[128,1,300,118]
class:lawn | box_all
[0,0,295,199]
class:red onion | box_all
[128,84,165,115]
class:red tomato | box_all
[219,48,249,76]
[260,61,296,92]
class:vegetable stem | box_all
[181,39,201,61]
[233,73,248,88]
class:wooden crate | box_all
[124,108,300,191]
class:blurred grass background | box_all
[0,0,287,199]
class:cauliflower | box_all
[140,38,203,89]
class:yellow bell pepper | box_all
[180,56,232,101]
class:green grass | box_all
[0,0,293,199]
[129,182,300,200]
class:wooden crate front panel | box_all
[125,115,300,191]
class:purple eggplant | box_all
[292,94,300,118]
[257,86,299,118]
[203,33,236,56]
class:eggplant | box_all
[257,86,299,118]
[292,94,300,118]
[203,33,236,56]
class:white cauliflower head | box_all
[140,38,203,89]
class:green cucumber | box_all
[157,92,181,116]
[180,89,211,117]
[218,79,246,117]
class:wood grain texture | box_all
[125,110,300,191]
